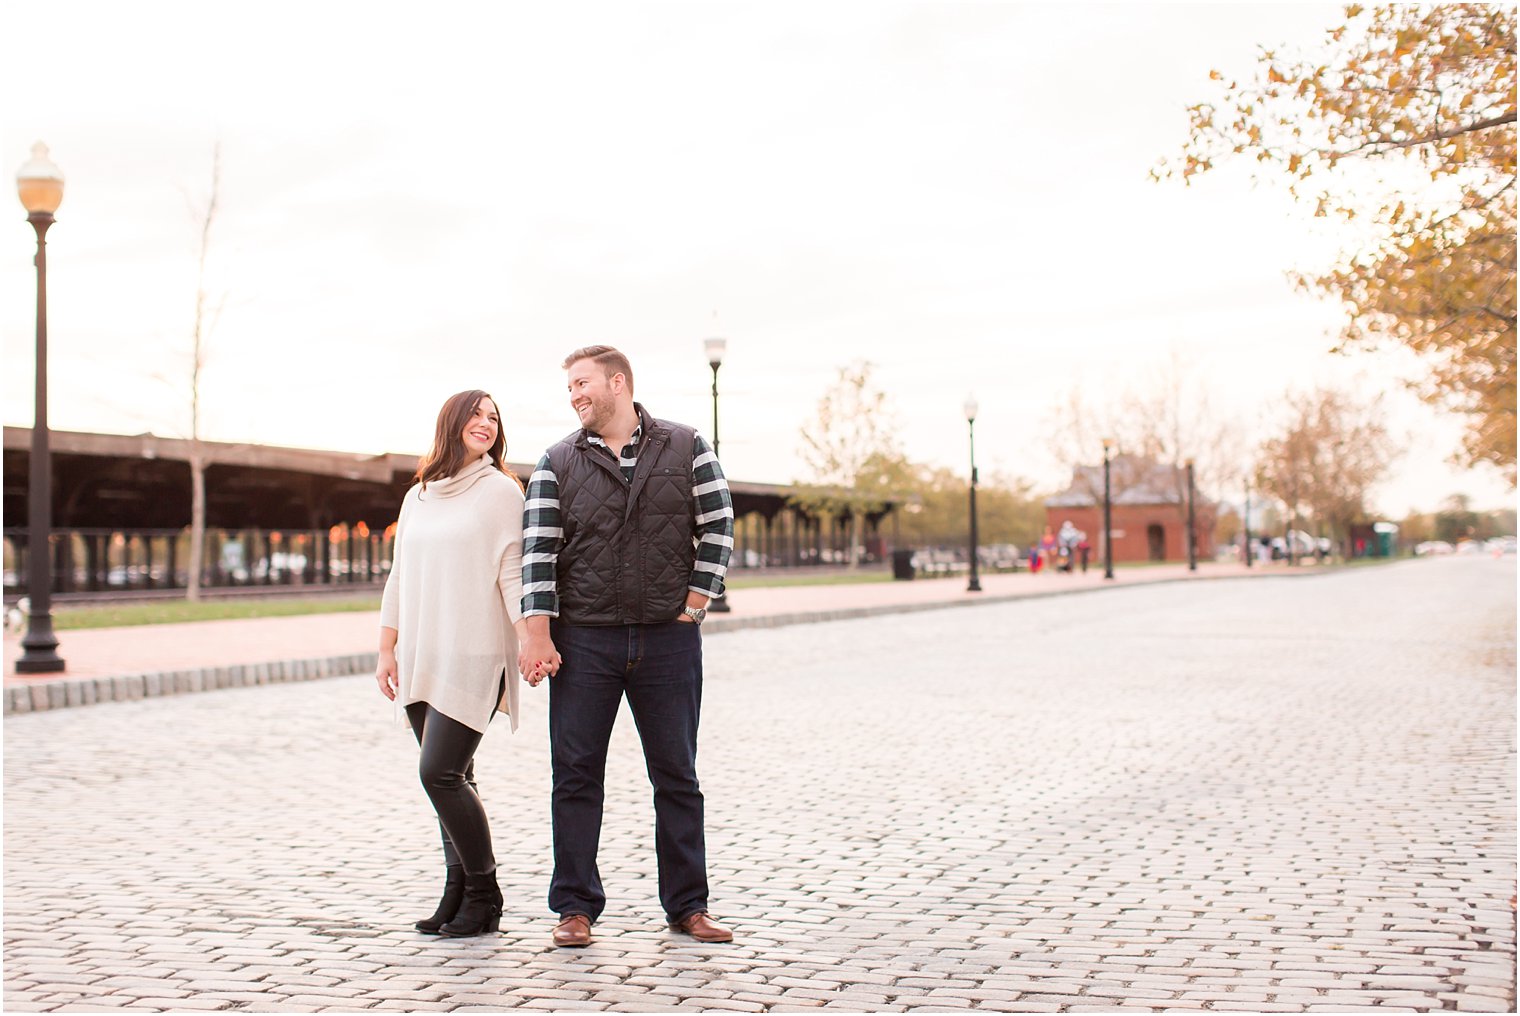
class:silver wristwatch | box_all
[682,605,707,624]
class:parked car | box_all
[1484,536,1517,555]
[979,544,1023,571]
[1414,540,1455,556]
[1271,530,1326,560]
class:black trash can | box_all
[891,549,915,580]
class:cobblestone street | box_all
[5,556,1515,1012]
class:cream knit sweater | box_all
[380,456,524,734]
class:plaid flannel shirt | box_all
[521,424,735,618]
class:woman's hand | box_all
[375,649,399,700]
[518,634,561,688]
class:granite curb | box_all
[4,653,378,716]
[3,568,1326,716]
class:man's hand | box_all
[518,634,561,688]
[375,648,399,700]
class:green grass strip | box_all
[52,596,382,631]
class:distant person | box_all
[1057,520,1079,573]
[518,345,736,948]
[1028,542,1043,574]
[374,389,531,938]
[1077,532,1091,573]
[1038,525,1058,572]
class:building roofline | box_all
[2,425,797,499]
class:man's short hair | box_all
[562,345,634,395]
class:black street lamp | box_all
[1185,458,1197,572]
[1102,438,1114,581]
[964,396,981,593]
[16,142,66,674]
[1243,478,1253,568]
[703,335,731,613]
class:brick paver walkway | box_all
[4,556,1515,1012]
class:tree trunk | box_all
[187,449,206,601]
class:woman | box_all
[375,389,530,938]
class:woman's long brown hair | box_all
[415,390,511,490]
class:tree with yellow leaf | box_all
[1157,4,1516,483]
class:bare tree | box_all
[1122,349,1248,507]
[184,144,226,601]
[1256,387,1397,559]
[792,362,903,567]
[1049,350,1246,513]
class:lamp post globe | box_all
[964,396,981,593]
[704,336,726,370]
[703,335,731,612]
[16,142,66,673]
[18,143,64,215]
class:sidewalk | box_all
[3,560,1288,714]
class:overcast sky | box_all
[2,1,1512,516]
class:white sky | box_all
[2,1,1513,517]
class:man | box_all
[518,345,735,948]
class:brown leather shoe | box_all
[552,913,592,948]
[669,911,733,943]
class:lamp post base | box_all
[15,654,65,674]
[17,624,65,673]
[708,593,731,613]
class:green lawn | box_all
[723,570,896,590]
[45,571,905,629]
[51,596,382,631]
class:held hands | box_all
[518,634,562,688]
[375,649,399,701]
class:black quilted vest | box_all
[547,405,697,626]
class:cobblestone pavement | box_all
[5,557,1514,1012]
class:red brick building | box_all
[1045,455,1216,564]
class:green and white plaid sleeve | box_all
[691,434,734,598]
[521,454,562,618]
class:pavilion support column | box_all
[54,533,72,594]
[88,534,103,591]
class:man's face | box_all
[567,360,620,433]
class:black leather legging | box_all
[405,675,505,876]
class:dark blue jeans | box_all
[548,620,708,923]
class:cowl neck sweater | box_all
[419,455,496,500]
[380,453,525,734]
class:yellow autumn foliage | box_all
[1156,4,1516,482]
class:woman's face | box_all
[460,397,500,457]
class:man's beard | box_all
[584,392,617,433]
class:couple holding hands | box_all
[374,345,734,948]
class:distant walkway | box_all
[4,560,1306,711]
